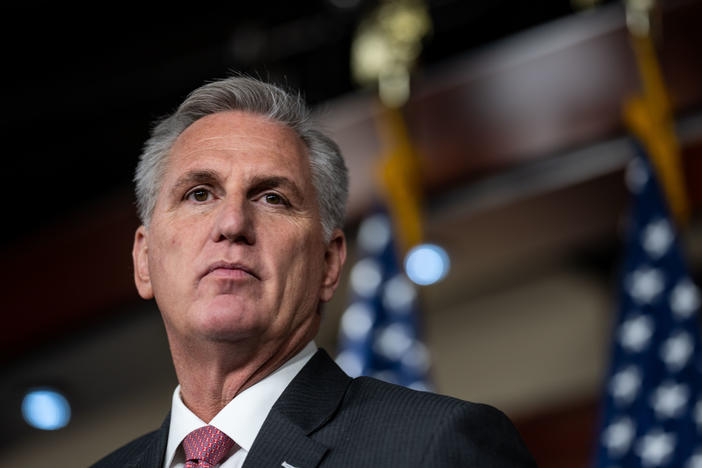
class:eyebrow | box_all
[247,175,305,203]
[171,170,221,196]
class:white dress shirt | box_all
[163,341,318,468]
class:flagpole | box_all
[623,0,690,226]
[350,0,431,255]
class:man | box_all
[92,76,536,468]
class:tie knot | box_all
[182,425,235,466]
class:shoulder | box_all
[346,376,484,420]
[90,429,163,468]
[420,399,538,467]
[345,377,537,467]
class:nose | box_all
[210,197,256,245]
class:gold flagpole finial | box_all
[625,0,656,37]
[351,0,431,108]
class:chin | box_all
[192,296,267,342]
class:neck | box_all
[168,326,316,422]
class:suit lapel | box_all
[241,409,328,468]
[243,349,351,468]
[126,415,170,468]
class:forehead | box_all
[165,111,311,180]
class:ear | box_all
[132,225,154,299]
[320,229,347,303]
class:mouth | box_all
[203,261,260,281]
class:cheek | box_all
[155,217,200,260]
[148,228,189,290]
[278,238,326,296]
[155,233,180,266]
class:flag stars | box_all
[694,400,702,429]
[373,323,414,361]
[610,366,642,405]
[382,274,417,314]
[341,209,432,391]
[642,219,674,259]
[340,302,375,341]
[620,315,654,353]
[602,417,636,457]
[636,430,675,467]
[687,450,702,468]
[628,267,665,305]
[670,279,701,320]
[660,331,694,372]
[357,213,392,254]
[335,351,364,378]
[650,381,689,419]
[599,152,701,467]
[401,341,431,375]
[350,258,383,298]
[626,157,649,194]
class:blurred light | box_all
[335,351,363,377]
[382,274,416,313]
[408,380,431,392]
[358,213,391,254]
[341,302,375,341]
[371,370,399,384]
[22,388,71,430]
[374,323,414,360]
[404,243,450,285]
[401,341,431,374]
[350,258,383,297]
[626,157,648,194]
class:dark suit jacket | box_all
[91,349,536,467]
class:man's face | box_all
[132,111,345,351]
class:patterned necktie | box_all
[182,425,236,468]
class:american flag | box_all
[594,142,702,467]
[335,208,432,391]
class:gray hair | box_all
[134,76,348,241]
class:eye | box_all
[186,188,212,202]
[263,193,288,206]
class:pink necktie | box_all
[182,425,236,468]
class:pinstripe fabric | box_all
[92,349,537,468]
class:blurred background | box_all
[2,1,702,467]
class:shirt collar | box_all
[163,341,317,467]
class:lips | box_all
[202,261,259,280]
